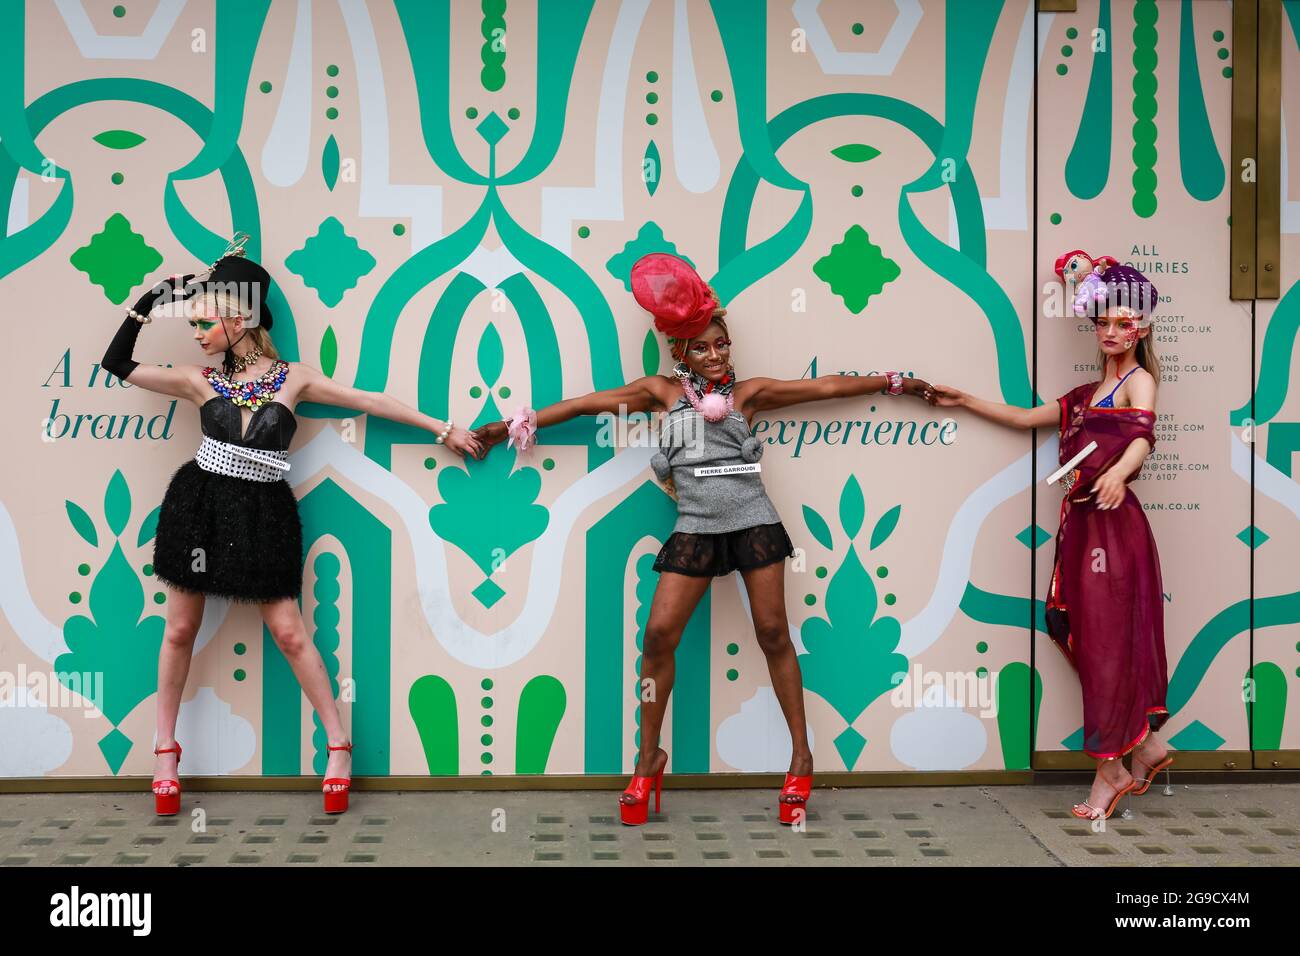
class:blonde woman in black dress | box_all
[102,245,482,814]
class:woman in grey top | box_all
[476,254,934,824]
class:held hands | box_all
[1092,465,1129,510]
[471,420,510,453]
[900,376,938,404]
[927,384,966,408]
[440,425,486,460]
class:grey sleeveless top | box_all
[654,397,782,534]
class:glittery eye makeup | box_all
[692,338,730,354]
[189,319,218,331]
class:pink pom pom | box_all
[698,392,728,422]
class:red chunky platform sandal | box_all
[778,773,812,825]
[152,742,182,816]
[323,742,353,814]
[619,768,664,826]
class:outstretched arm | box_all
[930,385,1057,430]
[740,372,932,414]
[296,364,484,459]
[473,376,671,450]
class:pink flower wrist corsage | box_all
[506,406,539,453]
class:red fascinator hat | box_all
[629,253,724,340]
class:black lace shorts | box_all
[652,522,795,577]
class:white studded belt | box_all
[195,436,290,482]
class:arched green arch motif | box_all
[262,479,392,776]
[393,0,594,185]
[0,77,302,361]
[715,91,1034,408]
[0,0,299,354]
[711,0,1031,406]
[354,187,621,397]
[415,271,564,419]
[352,181,620,470]
[585,481,712,773]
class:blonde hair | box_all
[194,289,279,360]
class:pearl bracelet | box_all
[435,419,454,444]
[128,308,152,324]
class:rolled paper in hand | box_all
[506,406,538,453]
[1047,440,1097,485]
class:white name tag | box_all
[694,463,761,477]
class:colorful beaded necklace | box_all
[203,360,289,411]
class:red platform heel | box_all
[152,742,182,816]
[322,742,353,814]
[619,769,664,826]
[778,773,812,825]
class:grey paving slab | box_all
[987,782,1300,867]
[1,784,1297,866]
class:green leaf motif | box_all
[641,329,660,376]
[93,130,147,150]
[322,134,340,191]
[320,325,338,378]
[136,506,160,548]
[66,501,98,547]
[830,143,881,163]
[477,323,504,387]
[839,475,865,538]
[870,505,901,550]
[429,445,549,589]
[802,504,833,551]
[104,469,131,538]
[57,542,165,733]
[799,545,906,735]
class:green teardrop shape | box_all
[830,143,881,163]
[93,130,147,150]
[322,134,340,191]
[640,329,660,376]
[643,140,660,197]
[66,501,98,547]
[104,469,131,538]
[320,325,338,377]
[477,322,504,386]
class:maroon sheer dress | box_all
[1045,382,1170,759]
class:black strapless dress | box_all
[152,398,302,603]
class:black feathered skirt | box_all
[152,460,303,603]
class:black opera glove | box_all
[127,272,198,324]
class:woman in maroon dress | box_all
[930,264,1172,820]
